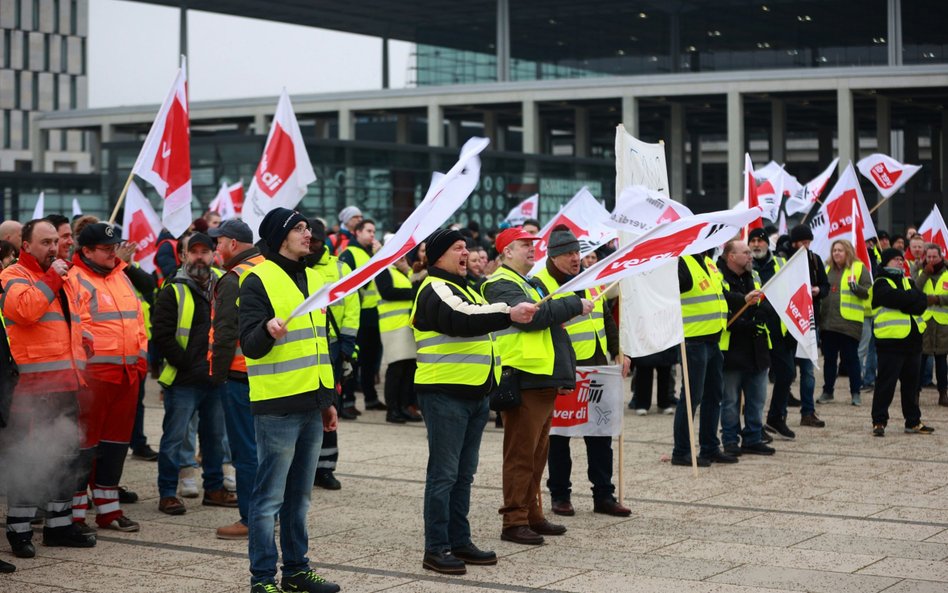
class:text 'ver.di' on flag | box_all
[857,153,921,199]
[121,182,163,274]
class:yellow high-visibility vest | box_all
[680,255,727,339]
[874,276,928,339]
[480,265,554,375]
[532,267,607,360]
[378,266,412,334]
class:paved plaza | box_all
[2,379,948,593]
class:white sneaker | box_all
[634,408,647,416]
[223,464,237,492]
[179,467,199,498]
[660,406,675,415]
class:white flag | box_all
[620,259,683,357]
[753,163,788,223]
[71,197,82,218]
[550,365,625,438]
[554,207,763,295]
[504,194,538,226]
[785,158,839,216]
[121,182,163,274]
[530,187,616,275]
[608,185,693,236]
[760,248,819,365]
[857,153,921,199]
[808,163,877,262]
[131,56,192,238]
[209,181,242,221]
[919,206,948,255]
[32,192,44,220]
[614,125,670,197]
[288,137,489,320]
[755,161,802,198]
[243,90,317,241]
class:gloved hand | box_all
[341,360,354,380]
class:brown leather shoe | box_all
[202,488,238,508]
[800,414,826,428]
[939,389,948,407]
[529,518,567,536]
[551,500,575,516]
[215,521,248,540]
[594,499,632,517]
[158,496,186,515]
[500,525,544,545]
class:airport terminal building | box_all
[2,0,947,233]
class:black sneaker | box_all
[904,424,935,434]
[741,442,776,455]
[385,413,407,424]
[250,583,283,593]
[451,543,497,565]
[787,394,802,407]
[422,550,466,575]
[0,558,14,573]
[670,455,711,467]
[338,407,358,421]
[6,534,35,559]
[765,419,796,440]
[872,424,885,437]
[43,523,96,548]
[131,445,159,461]
[761,430,774,444]
[700,450,739,464]
[365,400,388,411]
[118,486,139,504]
[281,569,341,593]
[314,471,342,490]
[722,443,743,457]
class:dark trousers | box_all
[384,359,417,412]
[672,340,723,459]
[129,376,148,450]
[872,348,922,428]
[319,341,342,476]
[920,354,948,392]
[632,365,674,411]
[821,330,862,396]
[767,333,795,423]
[355,307,382,404]
[547,434,614,503]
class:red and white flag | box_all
[857,153,921,199]
[121,182,162,274]
[608,185,693,236]
[759,248,818,364]
[785,158,839,216]
[242,90,316,241]
[504,194,538,226]
[550,366,625,438]
[131,57,192,238]
[552,206,763,295]
[755,161,802,198]
[288,137,489,320]
[209,180,243,221]
[851,196,873,282]
[743,154,765,237]
[530,187,616,275]
[808,163,877,262]
[920,206,948,254]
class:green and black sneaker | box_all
[250,582,283,593]
[281,569,340,593]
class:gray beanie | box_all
[547,227,580,257]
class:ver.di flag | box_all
[209,180,243,221]
[121,182,163,274]
[32,192,44,220]
[243,90,316,241]
[71,197,82,218]
[131,56,192,238]
[530,187,616,275]
[808,162,877,262]
[550,366,624,438]
[551,206,764,295]
[857,153,921,199]
[785,158,839,216]
[607,185,693,237]
[759,248,819,365]
[919,206,948,254]
[851,197,873,281]
[504,194,538,226]
[288,137,489,320]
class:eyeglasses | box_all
[94,245,118,253]
[291,223,311,234]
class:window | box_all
[70,0,77,35]
[2,111,10,149]
[22,30,28,70]
[60,33,66,71]
[53,0,60,32]
[69,74,76,109]
[32,0,39,30]
[3,30,9,69]
[53,74,59,109]
[31,72,38,110]
[22,111,30,150]
[80,38,85,75]
[14,71,20,109]
[15,0,21,28]
[43,34,49,70]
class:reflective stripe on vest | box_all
[922,269,948,325]
[378,266,412,334]
[533,267,607,360]
[680,255,727,338]
[412,276,501,386]
[874,276,928,339]
[209,254,265,374]
[74,269,145,367]
[826,261,867,323]
[158,283,194,386]
[242,260,334,401]
[345,245,380,309]
[480,266,554,374]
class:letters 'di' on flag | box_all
[608,185,693,237]
[857,153,921,199]
[121,182,163,274]
[242,90,316,241]
[131,58,192,238]
[288,137,490,320]
[919,206,948,254]
[504,194,538,226]
[530,187,616,275]
[760,249,819,365]
[553,207,764,295]
[808,163,877,262]
[550,366,624,438]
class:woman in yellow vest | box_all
[916,242,948,407]
[818,239,871,406]
[870,248,935,437]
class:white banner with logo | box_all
[550,365,625,438]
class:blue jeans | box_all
[221,380,257,525]
[672,340,723,458]
[795,357,816,416]
[417,392,489,553]
[721,369,768,446]
[248,408,324,586]
[181,412,231,467]
[157,383,225,498]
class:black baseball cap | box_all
[77,223,123,247]
[187,232,215,252]
[208,219,253,243]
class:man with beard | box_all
[749,228,796,440]
[916,243,948,407]
[153,233,236,515]
[718,239,774,456]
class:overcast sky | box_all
[87,0,413,108]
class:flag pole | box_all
[615,285,625,506]
[868,195,891,215]
[678,340,699,477]
[726,248,807,328]
[108,170,137,225]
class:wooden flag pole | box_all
[678,340,699,477]
[868,195,891,215]
[108,170,137,225]
[615,286,625,506]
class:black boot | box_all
[0,558,15,573]
[6,532,34,559]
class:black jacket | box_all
[752,251,789,344]
[412,266,512,399]
[211,247,261,384]
[376,267,414,302]
[238,252,335,414]
[153,269,214,387]
[872,268,927,352]
[719,259,771,372]
[483,263,583,390]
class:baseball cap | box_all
[208,219,253,243]
[495,228,540,253]
[77,223,122,247]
